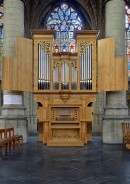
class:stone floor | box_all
[0,135,130,184]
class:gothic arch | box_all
[28,0,104,31]
[23,0,106,37]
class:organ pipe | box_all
[38,42,92,91]
[80,43,92,90]
[53,66,59,90]
[38,44,50,90]
[38,44,40,89]
[71,67,77,90]
[61,62,69,90]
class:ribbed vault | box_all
[24,0,105,37]
[34,1,101,26]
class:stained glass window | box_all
[125,5,130,76]
[0,3,3,64]
[126,5,130,31]
[46,3,83,53]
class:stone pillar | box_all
[102,0,130,143]
[24,92,37,134]
[0,0,27,143]
[93,92,105,133]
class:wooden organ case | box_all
[2,30,128,147]
[32,30,97,146]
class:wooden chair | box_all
[122,123,130,149]
[0,127,23,156]
[0,129,11,155]
[5,128,23,150]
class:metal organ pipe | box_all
[38,44,39,89]
[44,48,46,89]
[80,44,92,90]
[88,45,90,89]
[41,45,43,89]
[84,51,86,89]
[39,45,41,89]
[38,44,40,89]
[48,54,50,89]
[71,66,77,90]
[89,44,92,89]
[38,44,50,90]
[64,63,65,84]
[41,47,43,89]
[81,53,84,89]
[85,49,87,89]
[45,49,46,85]
[61,62,69,90]
[42,47,44,89]
[82,51,84,89]
[47,54,48,89]
[80,54,82,88]
[48,52,50,89]
[86,49,88,88]
[65,63,66,89]
[47,54,48,88]
[81,54,83,83]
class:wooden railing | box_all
[0,127,23,156]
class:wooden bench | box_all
[122,123,130,149]
[0,128,23,156]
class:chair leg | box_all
[2,145,5,156]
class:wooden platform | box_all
[47,138,84,147]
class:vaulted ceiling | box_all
[25,0,104,28]
[24,0,130,38]
[23,0,106,37]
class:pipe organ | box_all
[2,30,128,146]
[33,30,97,146]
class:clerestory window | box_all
[125,5,130,76]
[0,4,3,59]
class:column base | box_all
[102,116,130,144]
[0,105,28,143]
[2,105,26,116]
[0,116,28,143]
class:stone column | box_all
[0,0,27,142]
[102,0,130,143]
